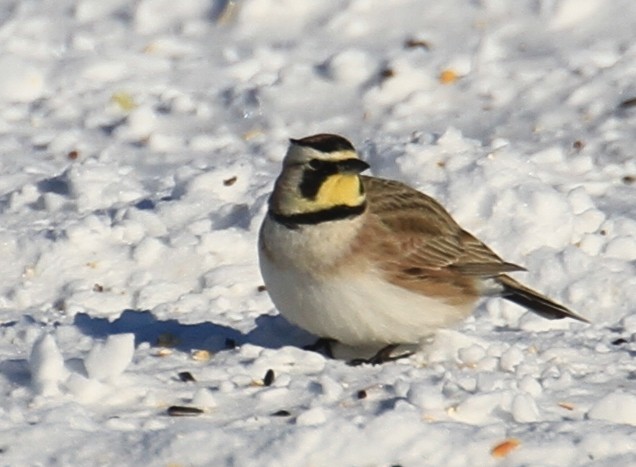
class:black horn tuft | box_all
[290,134,355,153]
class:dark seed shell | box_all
[178,371,196,383]
[167,406,204,417]
[263,369,275,387]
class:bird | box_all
[258,133,588,363]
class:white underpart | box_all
[261,260,472,345]
[259,215,473,346]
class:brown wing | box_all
[354,176,588,322]
[361,176,523,277]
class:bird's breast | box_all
[259,213,366,274]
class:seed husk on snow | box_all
[223,176,237,186]
[404,38,431,50]
[618,97,636,109]
[167,406,204,417]
[572,140,585,151]
[263,369,275,387]
[611,337,629,345]
[621,176,635,185]
[491,439,520,458]
[178,371,196,383]
[558,401,576,411]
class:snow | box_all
[83,333,135,380]
[0,0,635,465]
[588,391,636,426]
[28,334,66,396]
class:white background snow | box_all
[1,0,636,465]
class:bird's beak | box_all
[335,158,370,174]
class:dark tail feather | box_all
[498,275,589,323]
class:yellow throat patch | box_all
[283,173,364,214]
[314,173,364,208]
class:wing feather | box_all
[361,176,520,277]
[348,176,586,321]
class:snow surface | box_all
[1,0,636,465]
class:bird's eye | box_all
[308,159,324,171]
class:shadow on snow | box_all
[72,309,313,354]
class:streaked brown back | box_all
[352,176,524,304]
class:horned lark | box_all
[258,134,588,362]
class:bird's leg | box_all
[348,344,414,366]
[303,337,335,358]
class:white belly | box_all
[259,248,473,346]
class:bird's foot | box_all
[303,337,335,358]
[347,344,414,366]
